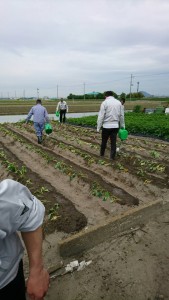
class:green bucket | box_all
[45,123,52,134]
[118,128,128,141]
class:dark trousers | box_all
[100,127,119,159]
[0,260,26,300]
[60,109,66,123]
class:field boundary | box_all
[59,199,169,258]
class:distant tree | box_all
[126,92,145,99]
[67,93,73,99]
[67,90,119,100]
[120,92,126,100]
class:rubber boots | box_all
[38,136,42,144]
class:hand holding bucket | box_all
[45,123,52,135]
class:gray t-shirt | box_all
[0,179,45,289]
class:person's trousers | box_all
[59,109,66,123]
[0,260,26,300]
[33,122,44,137]
[100,127,119,159]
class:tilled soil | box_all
[0,121,168,233]
[47,211,169,300]
[0,121,169,299]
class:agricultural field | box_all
[0,117,169,299]
[0,98,168,115]
[0,120,168,232]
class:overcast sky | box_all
[1,0,169,98]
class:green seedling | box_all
[40,186,49,193]
[17,166,27,177]
[98,159,106,165]
[7,162,16,172]
[36,186,49,195]
[26,179,33,185]
[69,172,76,181]
[137,168,145,177]
[150,150,160,158]
[116,163,125,170]
[48,203,60,221]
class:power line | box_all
[42,72,169,90]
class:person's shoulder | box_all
[0,178,15,186]
[3,178,24,186]
[114,98,121,104]
[0,179,18,192]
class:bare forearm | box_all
[21,226,43,271]
[21,227,49,299]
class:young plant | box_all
[48,203,60,221]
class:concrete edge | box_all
[58,199,169,258]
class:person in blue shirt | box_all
[26,99,50,144]
[0,179,49,300]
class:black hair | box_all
[104,91,113,97]
[121,98,125,104]
[36,99,42,104]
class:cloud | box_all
[0,0,169,97]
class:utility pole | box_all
[137,82,139,93]
[83,82,86,100]
[57,85,59,99]
[129,74,134,101]
[23,89,25,99]
[37,88,39,99]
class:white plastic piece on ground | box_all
[65,260,92,273]
[77,260,92,271]
[65,260,79,272]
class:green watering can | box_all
[118,128,128,141]
[55,111,60,117]
[45,123,53,134]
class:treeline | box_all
[67,91,145,100]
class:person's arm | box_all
[97,102,105,132]
[21,227,49,300]
[26,107,33,123]
[119,105,125,129]
[66,102,68,113]
[44,108,50,123]
[56,102,60,112]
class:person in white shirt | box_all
[120,97,125,114]
[56,98,68,123]
[0,179,49,300]
[97,91,125,160]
